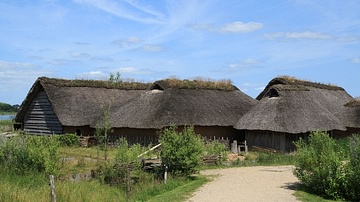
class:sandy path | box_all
[187,166,299,202]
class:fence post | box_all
[49,175,56,202]
[164,165,168,184]
[126,166,131,202]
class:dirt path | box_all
[187,166,299,202]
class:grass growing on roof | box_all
[155,77,236,91]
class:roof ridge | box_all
[38,77,151,90]
[271,76,343,90]
[152,78,238,91]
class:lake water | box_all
[0,115,15,120]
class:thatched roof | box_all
[15,77,150,126]
[151,78,238,91]
[235,76,353,133]
[102,79,257,129]
[256,76,344,100]
[16,77,257,130]
[337,100,360,128]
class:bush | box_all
[98,138,144,185]
[293,131,346,200]
[345,134,360,201]
[57,134,79,146]
[0,135,60,175]
[159,126,205,177]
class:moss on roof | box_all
[152,78,238,91]
[273,76,343,90]
[39,77,152,90]
[345,100,360,107]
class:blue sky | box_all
[1,0,359,104]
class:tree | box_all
[0,102,17,112]
[293,131,346,200]
[159,126,205,177]
[95,103,113,161]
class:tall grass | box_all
[0,169,206,202]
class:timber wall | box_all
[23,91,63,135]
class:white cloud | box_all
[191,21,263,33]
[217,59,263,73]
[73,0,164,24]
[220,21,263,33]
[125,36,142,44]
[114,67,154,75]
[48,58,82,65]
[0,61,36,69]
[0,60,51,91]
[141,44,164,52]
[112,36,143,48]
[71,52,90,58]
[265,31,332,40]
[351,57,360,64]
[76,71,107,80]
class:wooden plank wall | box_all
[245,130,307,152]
[24,91,63,135]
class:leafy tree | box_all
[0,102,17,112]
[345,134,360,201]
[159,126,205,177]
[109,72,121,86]
[293,131,346,200]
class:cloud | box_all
[112,36,143,48]
[141,44,164,52]
[114,67,155,75]
[220,22,263,33]
[191,21,263,33]
[75,42,90,46]
[237,82,265,94]
[48,58,82,65]
[71,52,90,58]
[76,70,107,80]
[216,59,263,73]
[351,57,360,64]
[0,60,51,90]
[265,31,332,40]
[73,0,164,24]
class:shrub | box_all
[0,135,60,175]
[57,134,79,146]
[159,126,205,177]
[345,134,360,201]
[98,138,144,185]
[293,131,346,200]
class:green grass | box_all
[133,176,208,202]
[0,144,208,202]
[0,169,207,202]
[294,188,339,202]
[0,170,125,202]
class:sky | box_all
[0,0,359,105]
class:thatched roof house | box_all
[334,100,360,137]
[15,77,150,135]
[101,78,257,139]
[15,77,257,140]
[235,76,354,151]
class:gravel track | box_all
[187,166,299,202]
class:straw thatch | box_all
[102,79,257,129]
[338,100,360,128]
[235,76,353,134]
[16,77,257,136]
[15,77,150,127]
